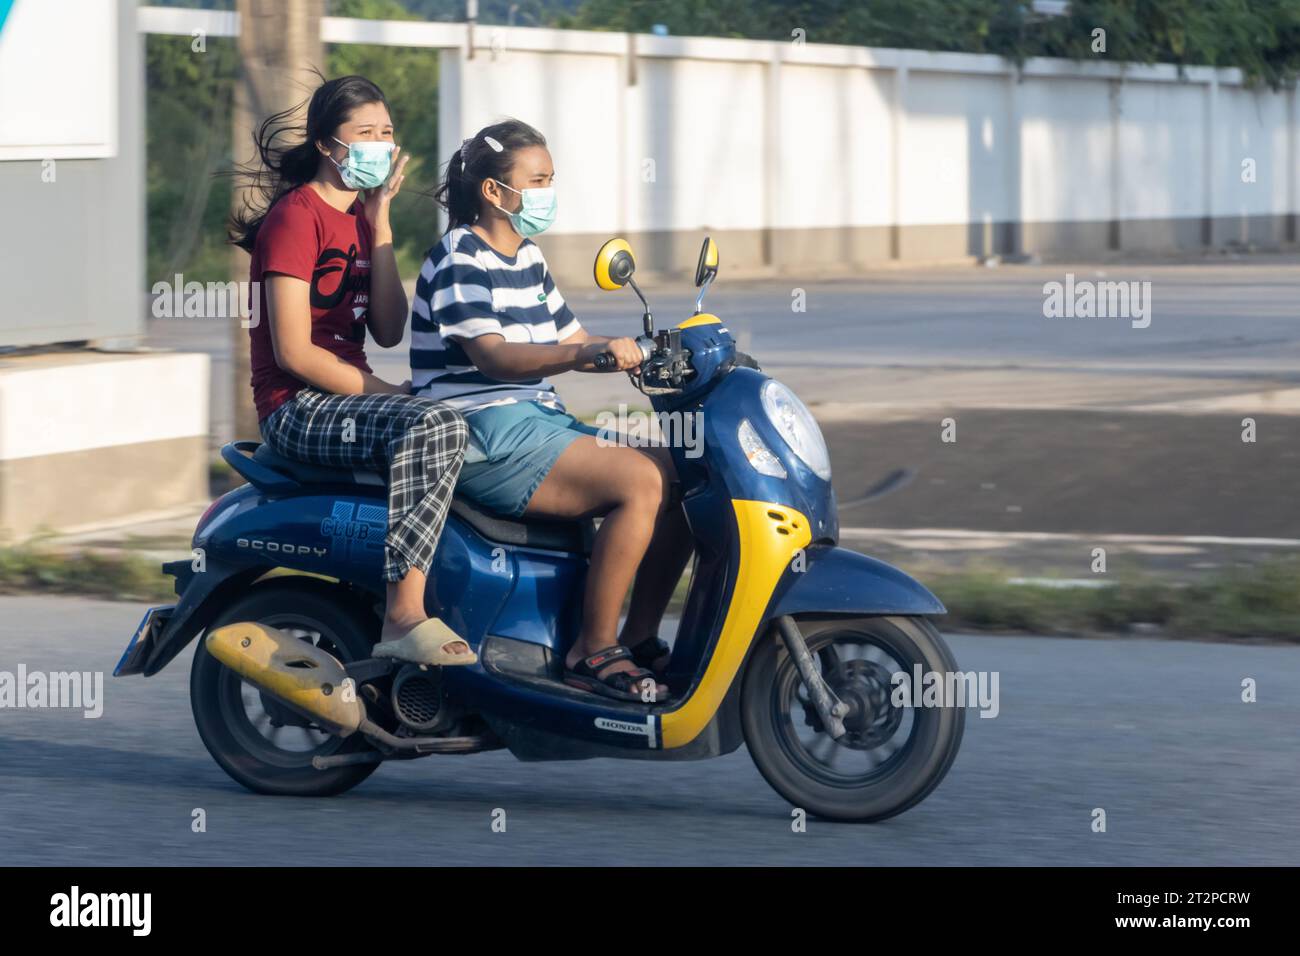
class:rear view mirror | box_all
[693,237,719,314]
[594,238,637,291]
[694,236,718,288]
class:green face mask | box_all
[492,179,557,238]
[331,137,394,190]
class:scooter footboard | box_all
[768,545,946,618]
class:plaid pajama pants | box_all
[260,388,468,582]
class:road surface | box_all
[1,595,1295,866]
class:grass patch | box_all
[2,542,1297,643]
[0,547,174,603]
[933,558,1300,641]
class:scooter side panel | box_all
[200,487,387,587]
[770,544,947,617]
[427,523,585,653]
[201,487,578,651]
[486,550,585,652]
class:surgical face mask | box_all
[331,136,395,190]
[491,179,557,238]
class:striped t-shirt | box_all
[410,226,581,412]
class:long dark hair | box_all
[228,74,390,252]
[434,119,547,232]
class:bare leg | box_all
[619,446,693,661]
[525,436,668,696]
[382,569,470,655]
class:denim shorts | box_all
[457,401,600,517]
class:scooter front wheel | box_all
[741,615,964,822]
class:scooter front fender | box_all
[769,545,946,618]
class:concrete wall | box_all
[0,352,210,537]
[0,4,208,539]
[140,9,1300,289]
[437,28,1299,283]
[0,0,144,348]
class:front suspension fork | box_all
[774,615,849,740]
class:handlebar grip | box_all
[593,352,615,371]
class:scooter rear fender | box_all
[137,557,264,676]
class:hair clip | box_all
[483,136,504,152]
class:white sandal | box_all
[373,618,477,666]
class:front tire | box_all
[190,581,382,796]
[742,615,964,822]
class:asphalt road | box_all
[2,595,1296,866]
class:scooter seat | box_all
[251,444,594,554]
[252,444,385,488]
[450,496,594,555]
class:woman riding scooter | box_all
[230,74,473,667]
[414,119,692,701]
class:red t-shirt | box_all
[248,185,375,421]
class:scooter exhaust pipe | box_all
[204,622,365,738]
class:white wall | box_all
[438,28,1298,258]
[140,9,1300,266]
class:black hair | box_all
[434,118,547,232]
[228,74,391,252]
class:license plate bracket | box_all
[113,605,175,677]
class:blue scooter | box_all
[115,237,963,821]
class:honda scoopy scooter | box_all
[115,237,963,821]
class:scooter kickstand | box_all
[774,616,849,740]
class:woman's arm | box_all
[564,328,616,348]
[267,274,408,394]
[362,149,411,348]
[459,332,643,381]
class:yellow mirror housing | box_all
[594,238,636,291]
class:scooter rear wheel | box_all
[190,581,382,796]
[741,615,964,822]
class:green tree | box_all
[557,0,1300,88]
[145,34,239,285]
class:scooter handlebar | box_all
[593,337,654,371]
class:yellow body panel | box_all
[659,500,811,748]
[677,313,722,329]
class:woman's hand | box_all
[362,146,410,236]
[376,378,412,396]
[581,337,643,372]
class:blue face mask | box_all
[331,137,395,190]
[492,179,557,238]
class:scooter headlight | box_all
[761,380,832,481]
[737,419,787,478]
